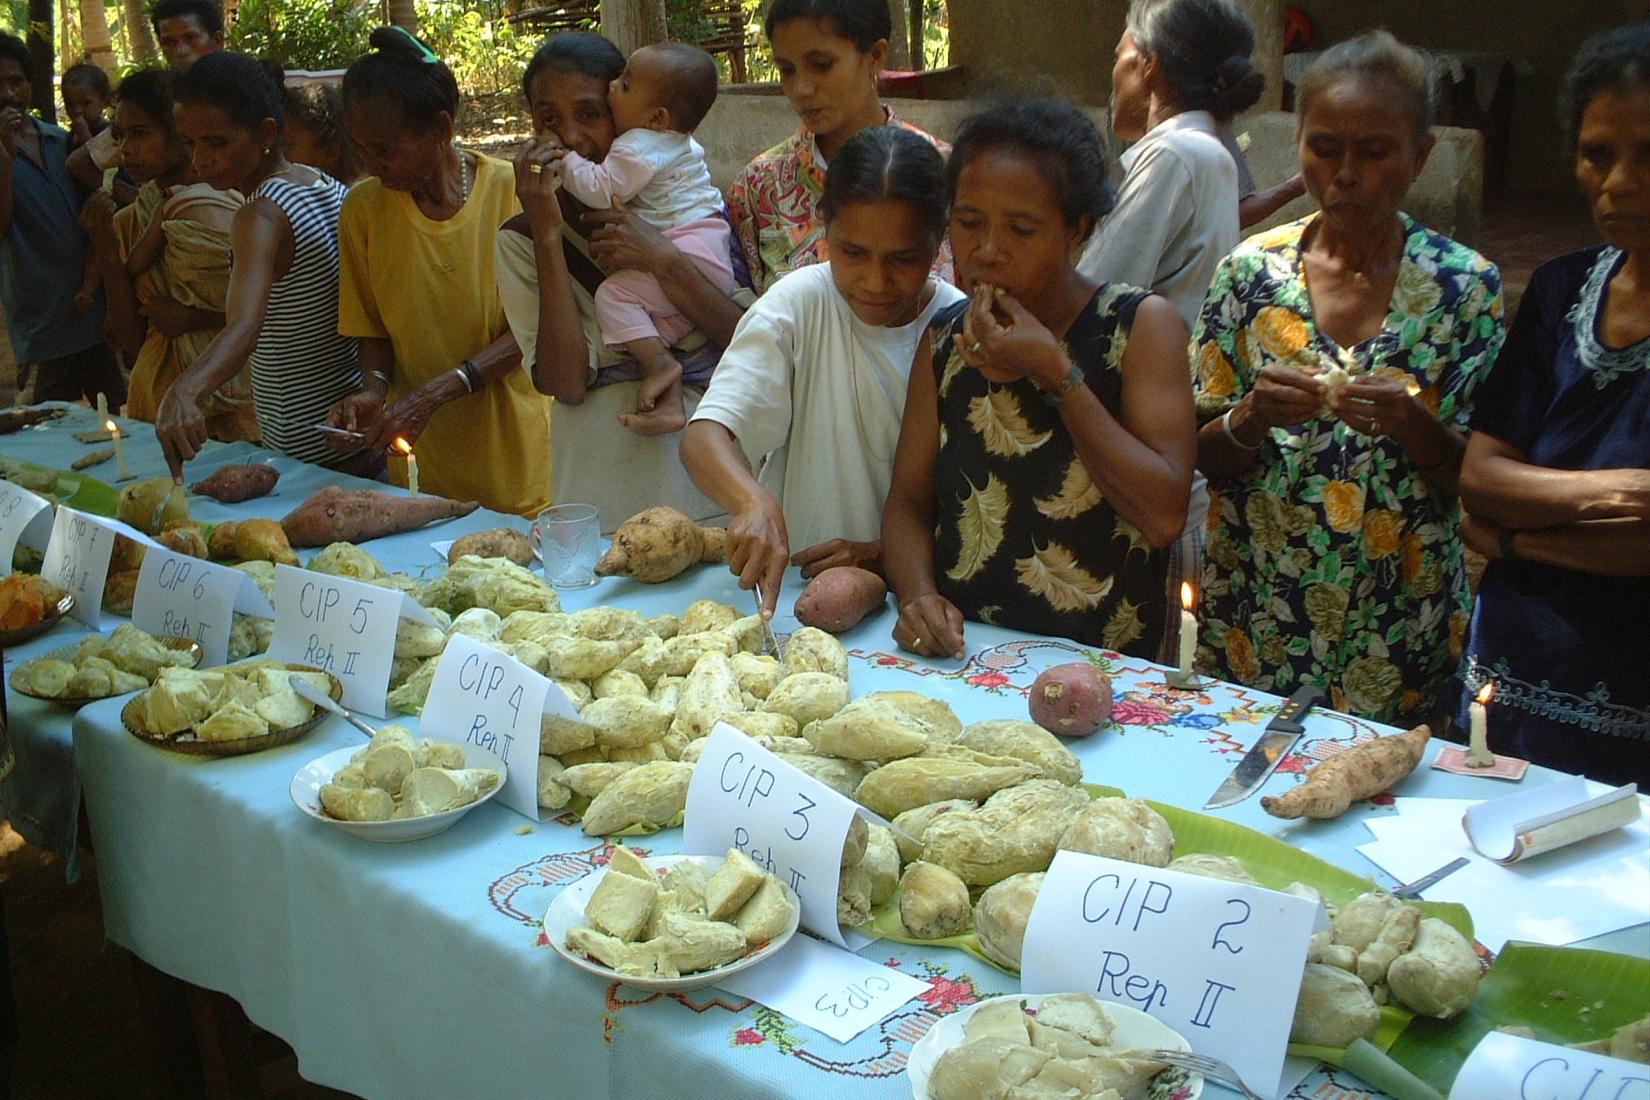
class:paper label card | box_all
[717,932,928,1044]
[683,723,861,947]
[268,564,414,715]
[418,632,550,821]
[1020,849,1319,1099]
[40,507,152,630]
[0,482,52,577]
[132,550,273,668]
[1449,1031,1649,1100]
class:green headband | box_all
[387,25,440,65]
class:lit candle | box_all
[394,437,418,497]
[1177,581,1197,680]
[106,419,129,480]
[1466,682,1495,767]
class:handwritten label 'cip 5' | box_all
[1019,849,1319,1099]
[267,564,416,716]
[418,632,550,822]
[683,723,862,947]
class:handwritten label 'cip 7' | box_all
[683,723,862,947]
[1020,849,1319,1099]
[418,632,549,822]
[267,564,411,716]
[39,507,148,630]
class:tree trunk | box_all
[600,0,666,56]
[80,0,117,71]
[26,0,55,121]
[909,0,927,69]
[386,0,418,35]
[123,0,159,64]
[884,0,910,70]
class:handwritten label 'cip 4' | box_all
[267,564,422,716]
[1020,849,1319,1099]
[418,632,550,822]
[683,723,862,947]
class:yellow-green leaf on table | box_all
[1386,942,1650,1093]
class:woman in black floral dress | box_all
[882,98,1197,660]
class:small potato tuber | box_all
[116,477,190,535]
[190,464,279,503]
[794,567,887,633]
[595,507,728,584]
[1028,662,1113,738]
[1262,724,1431,820]
[234,518,299,566]
[156,521,208,559]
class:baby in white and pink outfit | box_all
[556,41,734,436]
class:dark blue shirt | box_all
[1,118,105,362]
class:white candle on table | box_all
[1466,682,1495,767]
[95,392,108,425]
[106,419,128,480]
[395,437,419,497]
[1177,581,1197,680]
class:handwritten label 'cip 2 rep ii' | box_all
[267,564,429,716]
[683,723,862,947]
[1020,849,1319,1099]
[418,632,550,822]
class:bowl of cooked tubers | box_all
[544,849,801,993]
[290,727,507,842]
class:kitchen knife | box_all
[1203,683,1325,810]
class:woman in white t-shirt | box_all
[682,125,965,616]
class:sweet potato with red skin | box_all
[281,486,480,547]
[191,464,279,503]
[795,567,887,633]
[1028,662,1113,738]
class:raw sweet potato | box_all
[1028,662,1113,738]
[234,518,299,566]
[207,522,239,561]
[595,506,727,583]
[449,528,533,567]
[1262,724,1431,820]
[794,567,886,633]
[191,464,279,503]
[280,486,480,547]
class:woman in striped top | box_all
[154,52,370,476]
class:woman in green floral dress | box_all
[1191,32,1505,725]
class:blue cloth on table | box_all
[1458,246,1650,789]
[0,119,105,363]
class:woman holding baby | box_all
[1190,32,1505,726]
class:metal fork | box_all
[1150,1049,1263,1100]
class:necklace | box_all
[455,144,471,205]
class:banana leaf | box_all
[0,457,119,517]
[862,786,1473,1061]
[1387,942,1650,1093]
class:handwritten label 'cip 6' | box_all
[1020,849,1319,1099]
[133,549,271,668]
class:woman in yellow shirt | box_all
[326,27,551,517]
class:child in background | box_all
[553,42,734,436]
[61,62,110,149]
[63,63,112,314]
[282,82,362,187]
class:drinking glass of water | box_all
[532,503,601,589]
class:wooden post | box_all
[124,0,159,65]
[386,0,419,35]
[884,0,910,70]
[909,0,927,69]
[25,0,55,121]
[79,0,117,71]
[601,0,667,56]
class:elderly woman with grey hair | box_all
[1078,0,1267,662]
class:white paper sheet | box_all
[1358,789,1650,950]
[1449,1031,1650,1100]
[715,932,927,1044]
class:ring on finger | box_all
[966,340,982,355]
[1370,418,1382,436]
[529,164,545,175]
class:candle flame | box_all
[104,420,117,433]
[1476,682,1495,706]
[392,437,412,456]
[1180,582,1194,611]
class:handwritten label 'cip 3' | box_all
[683,723,862,947]
[419,632,549,822]
[1020,849,1319,1099]
[268,564,412,716]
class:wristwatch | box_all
[1040,363,1086,407]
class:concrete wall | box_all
[1292,0,1650,195]
[945,0,1126,107]
[696,97,1486,245]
